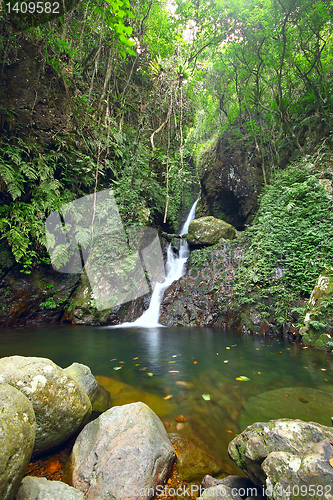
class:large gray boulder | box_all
[70,402,176,499]
[187,216,236,246]
[64,362,110,412]
[15,477,84,499]
[0,356,92,456]
[0,384,35,500]
[228,419,333,498]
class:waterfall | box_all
[118,199,199,328]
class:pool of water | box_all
[1,325,333,473]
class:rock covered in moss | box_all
[0,356,91,456]
[64,362,110,413]
[0,384,35,500]
[15,477,84,500]
[187,217,236,246]
[300,270,333,349]
[228,419,333,491]
[70,402,175,500]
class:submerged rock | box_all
[0,384,35,500]
[0,356,91,456]
[70,402,175,499]
[187,216,236,246]
[169,434,225,484]
[64,363,110,413]
[228,419,333,490]
[15,477,84,500]
[239,387,333,430]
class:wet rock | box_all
[201,475,259,495]
[228,419,333,488]
[199,484,243,500]
[169,434,225,484]
[0,263,80,327]
[15,477,84,499]
[187,216,236,246]
[70,402,175,500]
[197,133,264,229]
[64,363,110,413]
[239,387,333,430]
[0,356,91,456]
[300,270,333,349]
[0,384,35,500]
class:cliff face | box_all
[197,132,264,230]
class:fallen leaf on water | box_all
[236,376,250,381]
[303,366,308,369]
[163,395,173,400]
[135,363,140,366]
[202,394,211,400]
[226,430,233,434]
[169,370,179,373]
[224,360,228,363]
[256,348,259,350]
[140,368,147,371]
[193,361,198,364]
[164,422,170,428]
[147,372,153,377]
[110,358,117,361]
[299,397,309,403]
[133,357,138,360]
[113,366,122,371]
[284,393,289,397]
[240,357,243,359]
[176,381,188,386]
[169,361,176,364]
[172,355,177,358]
[119,361,125,364]
[175,415,187,422]
[329,458,333,468]
[321,369,327,371]
[226,347,230,350]
[257,372,261,374]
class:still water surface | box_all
[1,325,332,471]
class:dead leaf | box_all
[298,397,309,403]
[163,395,173,400]
[176,381,188,386]
[175,415,187,422]
[284,393,289,397]
[329,458,333,468]
[226,430,233,434]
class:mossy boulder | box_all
[300,269,333,349]
[187,217,236,247]
[0,384,36,500]
[0,356,91,456]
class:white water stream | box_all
[119,199,199,328]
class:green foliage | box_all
[232,158,333,327]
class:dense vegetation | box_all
[1,0,333,337]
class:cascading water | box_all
[119,199,199,328]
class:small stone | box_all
[176,423,185,431]
[175,414,187,422]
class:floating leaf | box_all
[133,357,138,360]
[284,393,289,397]
[226,429,233,433]
[135,363,140,366]
[168,361,176,363]
[113,366,122,371]
[140,368,147,371]
[163,395,173,400]
[202,394,211,400]
[226,347,230,350]
[193,361,198,364]
[299,397,309,403]
[147,372,153,377]
[169,370,179,373]
[236,376,250,381]
[176,381,188,386]
[224,360,228,363]
[110,358,117,361]
[329,458,333,468]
